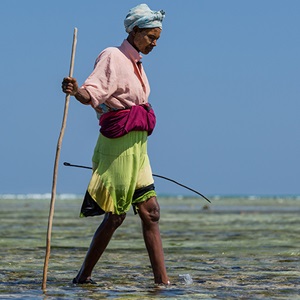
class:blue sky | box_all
[1,0,299,196]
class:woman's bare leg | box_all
[74,212,126,283]
[137,197,169,284]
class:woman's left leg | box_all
[74,212,126,283]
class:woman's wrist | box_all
[74,88,91,104]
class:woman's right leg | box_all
[137,197,169,284]
[74,212,126,283]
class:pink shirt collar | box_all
[82,39,150,113]
[119,39,142,64]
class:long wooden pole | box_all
[42,27,78,291]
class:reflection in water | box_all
[0,196,299,299]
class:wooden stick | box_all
[42,27,78,291]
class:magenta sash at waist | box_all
[99,104,156,138]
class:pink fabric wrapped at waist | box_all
[99,104,156,138]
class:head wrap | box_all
[124,3,165,33]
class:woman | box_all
[62,4,169,285]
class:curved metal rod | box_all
[63,161,211,203]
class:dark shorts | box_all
[79,184,155,217]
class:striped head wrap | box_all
[124,3,165,33]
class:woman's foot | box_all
[72,277,97,284]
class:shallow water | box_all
[0,196,299,299]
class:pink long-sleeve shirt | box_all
[82,39,150,115]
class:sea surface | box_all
[0,195,299,299]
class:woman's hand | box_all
[62,77,91,104]
[62,77,79,96]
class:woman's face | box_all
[133,27,162,55]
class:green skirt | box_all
[85,131,156,215]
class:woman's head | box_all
[128,26,161,54]
[124,4,165,54]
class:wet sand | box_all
[0,196,299,299]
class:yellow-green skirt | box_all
[82,131,156,216]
